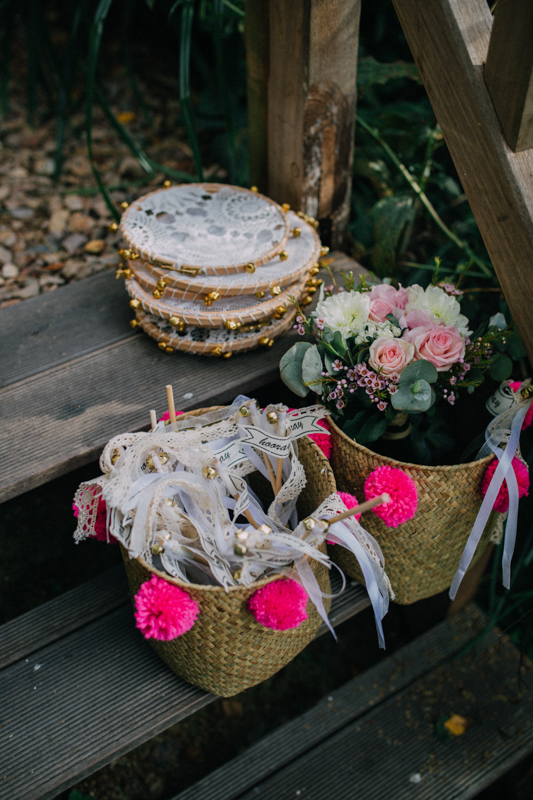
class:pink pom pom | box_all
[481,456,530,513]
[134,575,199,640]
[73,496,117,544]
[248,579,308,630]
[159,410,185,422]
[510,382,533,429]
[364,465,418,527]
[337,491,361,521]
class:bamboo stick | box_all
[328,493,391,524]
[165,384,176,425]
[149,409,157,430]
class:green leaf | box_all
[357,413,389,444]
[386,313,400,327]
[490,353,513,381]
[302,345,324,396]
[391,379,434,412]
[370,194,416,277]
[324,351,342,375]
[357,56,421,88]
[279,342,312,397]
[509,333,527,361]
[467,368,484,385]
[399,359,438,385]
[342,410,369,441]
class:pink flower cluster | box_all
[325,362,400,412]
[367,284,408,323]
[481,456,530,513]
[364,465,418,527]
[248,579,308,630]
[402,315,465,373]
[134,575,199,640]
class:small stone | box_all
[1,263,19,279]
[10,166,28,178]
[64,194,84,211]
[62,233,88,253]
[34,157,55,176]
[119,156,145,179]
[69,211,94,234]
[61,259,85,279]
[39,274,64,287]
[48,209,70,235]
[0,186,10,201]
[10,207,34,220]
[100,253,121,266]
[0,231,16,247]
[17,278,40,299]
[0,245,12,264]
[0,276,4,286]
[84,239,105,254]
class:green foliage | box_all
[489,353,513,381]
[357,56,421,88]
[301,345,324,396]
[279,342,312,398]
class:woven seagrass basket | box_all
[329,417,497,605]
[121,407,336,696]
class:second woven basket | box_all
[329,417,497,604]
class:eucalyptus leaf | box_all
[490,353,513,381]
[357,413,389,444]
[391,379,433,412]
[488,312,506,330]
[279,342,312,397]
[302,345,325,395]
[509,333,527,361]
[325,351,342,375]
[399,359,438,385]
[342,410,370,441]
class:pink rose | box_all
[368,284,407,322]
[369,337,415,376]
[404,324,465,371]
[400,309,441,330]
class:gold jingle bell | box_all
[163,180,172,187]
[109,221,119,232]
[266,411,278,424]
[130,319,140,329]
[225,319,241,331]
[129,298,141,309]
[279,250,288,261]
[146,452,170,470]
[164,345,174,354]
[156,279,167,290]
[203,466,218,480]
[222,351,232,358]
[274,305,287,319]
[310,266,320,276]
[271,285,281,296]
[234,543,248,556]
[301,295,313,306]
[320,246,330,257]
[212,346,223,356]
[111,450,121,465]
[204,291,220,306]
[120,201,129,210]
[153,289,163,298]
[151,542,164,555]
[282,203,290,212]
[239,405,251,417]
[292,227,301,238]
[245,262,256,274]
[259,336,274,347]
[255,291,265,299]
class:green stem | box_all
[357,115,494,278]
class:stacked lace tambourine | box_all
[116,183,326,356]
[73,394,393,695]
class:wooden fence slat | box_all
[392,0,533,365]
[485,0,533,153]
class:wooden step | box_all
[0,567,368,800]
[170,605,533,800]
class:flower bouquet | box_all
[280,275,531,603]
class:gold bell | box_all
[310,266,320,276]
[153,289,163,298]
[245,263,256,274]
[259,336,274,347]
[129,298,141,309]
[163,180,172,187]
[120,201,129,210]
[250,186,258,192]
[266,411,278,424]
[169,316,183,327]
[320,246,330,257]
[236,530,249,542]
[110,450,120,465]
[255,291,265,299]
[204,291,220,306]
[292,227,301,237]
[259,523,273,536]
[303,517,317,531]
[158,341,168,350]
[165,497,175,507]
[109,221,119,232]
[146,452,170,470]
[116,269,124,280]
[301,295,313,306]
[203,466,218,480]
[130,319,140,329]
[165,345,173,354]
[234,568,242,580]
[239,405,251,417]
[306,285,317,295]
[212,346,223,357]
[271,286,281,296]
[282,203,290,212]
[274,305,287,319]
[122,267,132,279]
[156,279,167,290]
[224,319,241,331]
[151,542,164,555]
[279,250,288,261]
[234,543,248,556]
[222,351,232,358]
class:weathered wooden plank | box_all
[0,566,129,670]
[0,571,367,800]
[391,0,533,364]
[485,0,533,153]
[244,0,269,191]
[170,606,488,800]
[0,270,133,388]
[266,0,360,248]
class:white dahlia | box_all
[314,291,370,340]
[406,284,471,336]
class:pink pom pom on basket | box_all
[481,456,530,513]
[248,579,308,630]
[134,575,199,641]
[364,465,418,528]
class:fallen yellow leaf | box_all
[443,714,469,736]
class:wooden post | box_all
[485,0,533,153]
[244,0,270,191]
[245,0,360,249]
[392,0,533,366]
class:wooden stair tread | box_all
[170,605,532,800]
[0,568,368,800]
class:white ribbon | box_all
[449,400,531,599]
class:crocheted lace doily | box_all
[120,183,290,275]
[135,306,298,355]
[131,212,320,297]
[125,273,307,328]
